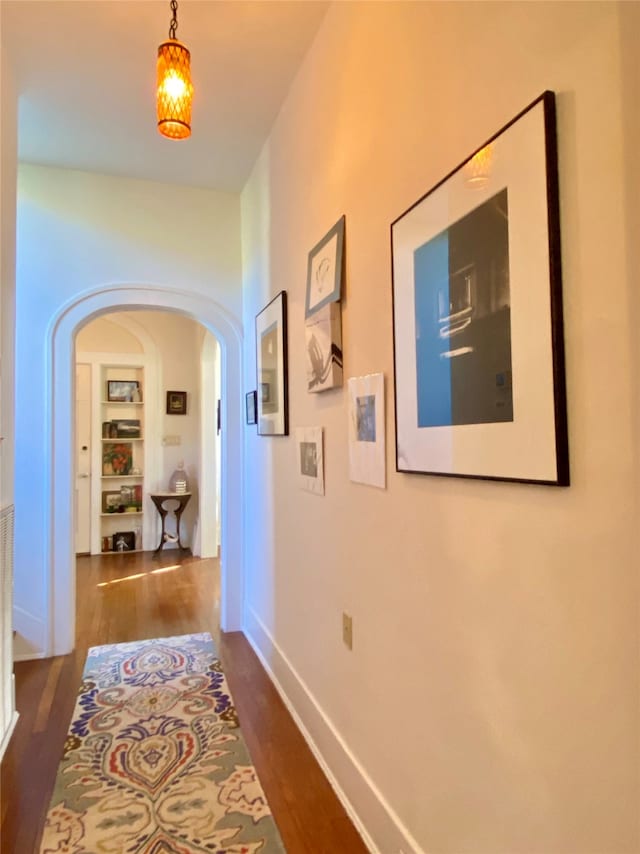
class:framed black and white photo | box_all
[391,91,568,485]
[348,373,386,489]
[305,215,345,316]
[245,390,257,425]
[256,291,288,436]
[296,427,324,495]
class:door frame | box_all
[48,285,244,656]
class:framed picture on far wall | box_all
[166,390,187,415]
[391,91,568,486]
[256,291,288,436]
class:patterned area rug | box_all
[40,633,285,853]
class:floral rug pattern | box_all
[40,633,285,853]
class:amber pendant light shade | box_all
[157,38,193,139]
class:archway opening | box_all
[48,285,244,656]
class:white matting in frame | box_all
[348,373,386,489]
[391,91,568,485]
[296,426,324,495]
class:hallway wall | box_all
[14,166,242,654]
[0,20,18,758]
[241,3,639,853]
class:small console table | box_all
[150,492,192,555]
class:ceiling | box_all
[1,1,329,191]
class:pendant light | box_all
[157,0,193,140]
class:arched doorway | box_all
[48,284,244,656]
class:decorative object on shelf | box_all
[256,291,288,436]
[102,491,122,513]
[157,0,193,140]
[113,531,136,552]
[166,390,187,415]
[348,373,386,489]
[169,461,189,493]
[107,380,141,402]
[390,90,568,486]
[113,419,141,439]
[101,535,112,553]
[296,427,324,496]
[132,386,142,402]
[102,442,133,476]
[245,390,257,425]
[305,216,345,393]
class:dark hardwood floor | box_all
[0,552,368,853]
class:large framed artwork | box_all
[256,291,289,436]
[391,91,568,485]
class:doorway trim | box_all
[49,284,244,656]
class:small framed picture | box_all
[101,490,122,513]
[296,426,324,495]
[348,373,386,489]
[256,291,288,436]
[107,380,140,402]
[166,390,187,415]
[113,531,136,552]
[305,216,345,316]
[246,390,257,425]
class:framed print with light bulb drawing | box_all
[305,216,345,393]
[391,91,569,485]
[256,291,289,436]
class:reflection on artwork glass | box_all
[260,322,279,415]
[356,395,376,442]
[300,442,318,477]
[413,188,513,427]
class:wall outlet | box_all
[342,612,353,650]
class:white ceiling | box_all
[2,1,329,191]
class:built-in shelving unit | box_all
[98,365,145,554]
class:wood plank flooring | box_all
[0,552,368,853]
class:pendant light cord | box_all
[169,0,178,39]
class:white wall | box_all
[241,4,639,853]
[15,166,242,654]
[0,16,18,758]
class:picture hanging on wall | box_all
[296,426,324,495]
[305,216,345,393]
[166,390,187,415]
[245,390,257,425]
[390,90,568,485]
[348,373,386,489]
[256,291,288,436]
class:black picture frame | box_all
[107,380,140,402]
[166,390,187,415]
[113,531,136,552]
[245,390,257,425]
[305,215,345,317]
[255,291,289,436]
[390,91,568,486]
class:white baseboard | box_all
[0,709,19,761]
[243,606,423,854]
[13,605,47,659]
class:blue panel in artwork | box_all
[414,231,451,427]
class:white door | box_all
[75,364,91,554]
